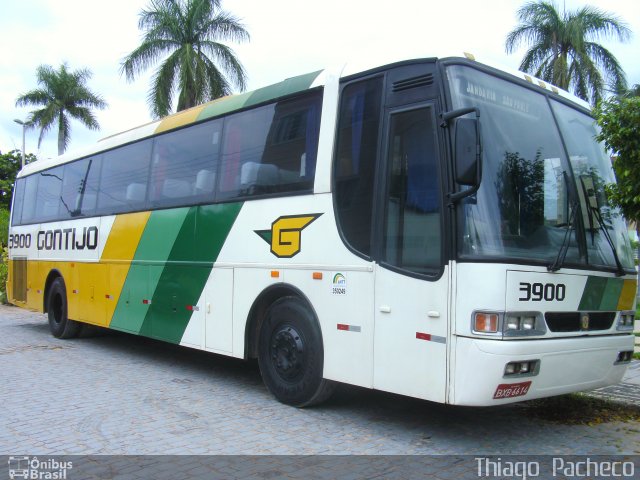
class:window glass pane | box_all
[35,166,64,222]
[383,107,441,272]
[11,178,25,225]
[333,77,383,256]
[218,91,322,199]
[446,66,580,265]
[60,158,100,219]
[20,175,39,224]
[149,119,222,207]
[97,140,152,214]
[80,156,101,217]
[551,100,634,269]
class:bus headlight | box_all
[616,311,635,331]
[503,313,546,337]
[504,360,540,377]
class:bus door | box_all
[372,64,449,402]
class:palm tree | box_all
[121,0,249,119]
[622,84,640,98]
[16,64,107,156]
[505,1,631,105]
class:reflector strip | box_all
[142,299,152,305]
[72,290,79,294]
[185,305,199,312]
[337,323,361,332]
[105,294,112,299]
[416,332,446,344]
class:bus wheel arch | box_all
[43,269,64,313]
[248,285,335,407]
[45,274,81,339]
[245,284,304,360]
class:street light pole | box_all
[13,118,31,168]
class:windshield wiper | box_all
[548,198,578,273]
[584,200,626,277]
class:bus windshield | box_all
[446,65,634,271]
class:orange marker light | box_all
[474,313,499,333]
[313,272,323,280]
[271,270,280,278]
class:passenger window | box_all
[333,77,383,257]
[11,178,25,226]
[218,91,322,199]
[19,175,39,225]
[35,166,64,223]
[383,107,441,273]
[149,119,222,208]
[60,158,100,219]
[97,140,152,214]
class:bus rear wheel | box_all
[258,296,335,407]
[47,278,81,339]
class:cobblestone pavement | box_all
[1,304,639,458]
[587,361,640,405]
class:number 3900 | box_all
[518,282,566,302]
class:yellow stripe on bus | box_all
[617,279,637,311]
[102,212,151,326]
[154,104,208,134]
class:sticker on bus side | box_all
[332,272,346,295]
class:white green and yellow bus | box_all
[7,53,637,407]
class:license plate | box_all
[493,381,532,399]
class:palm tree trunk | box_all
[58,111,65,156]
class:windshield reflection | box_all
[446,65,634,271]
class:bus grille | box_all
[544,312,616,332]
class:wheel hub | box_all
[270,326,304,380]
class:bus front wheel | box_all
[258,296,335,407]
[47,278,81,339]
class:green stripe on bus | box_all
[578,276,624,311]
[139,203,243,343]
[578,277,607,310]
[599,278,624,310]
[196,70,322,122]
[197,91,253,121]
[243,70,323,107]
[109,208,190,333]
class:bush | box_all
[0,208,8,247]
[0,247,7,304]
[0,208,7,304]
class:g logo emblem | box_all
[255,214,322,258]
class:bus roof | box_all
[18,53,588,178]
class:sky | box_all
[1,0,639,161]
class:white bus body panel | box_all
[452,262,635,405]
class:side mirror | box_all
[454,117,480,186]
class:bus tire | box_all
[258,296,335,407]
[47,278,81,339]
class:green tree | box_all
[594,97,640,233]
[621,84,640,98]
[505,1,631,105]
[0,150,37,212]
[16,63,107,156]
[121,0,249,119]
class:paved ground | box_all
[1,304,639,460]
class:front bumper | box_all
[451,334,634,406]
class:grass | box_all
[519,394,640,425]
